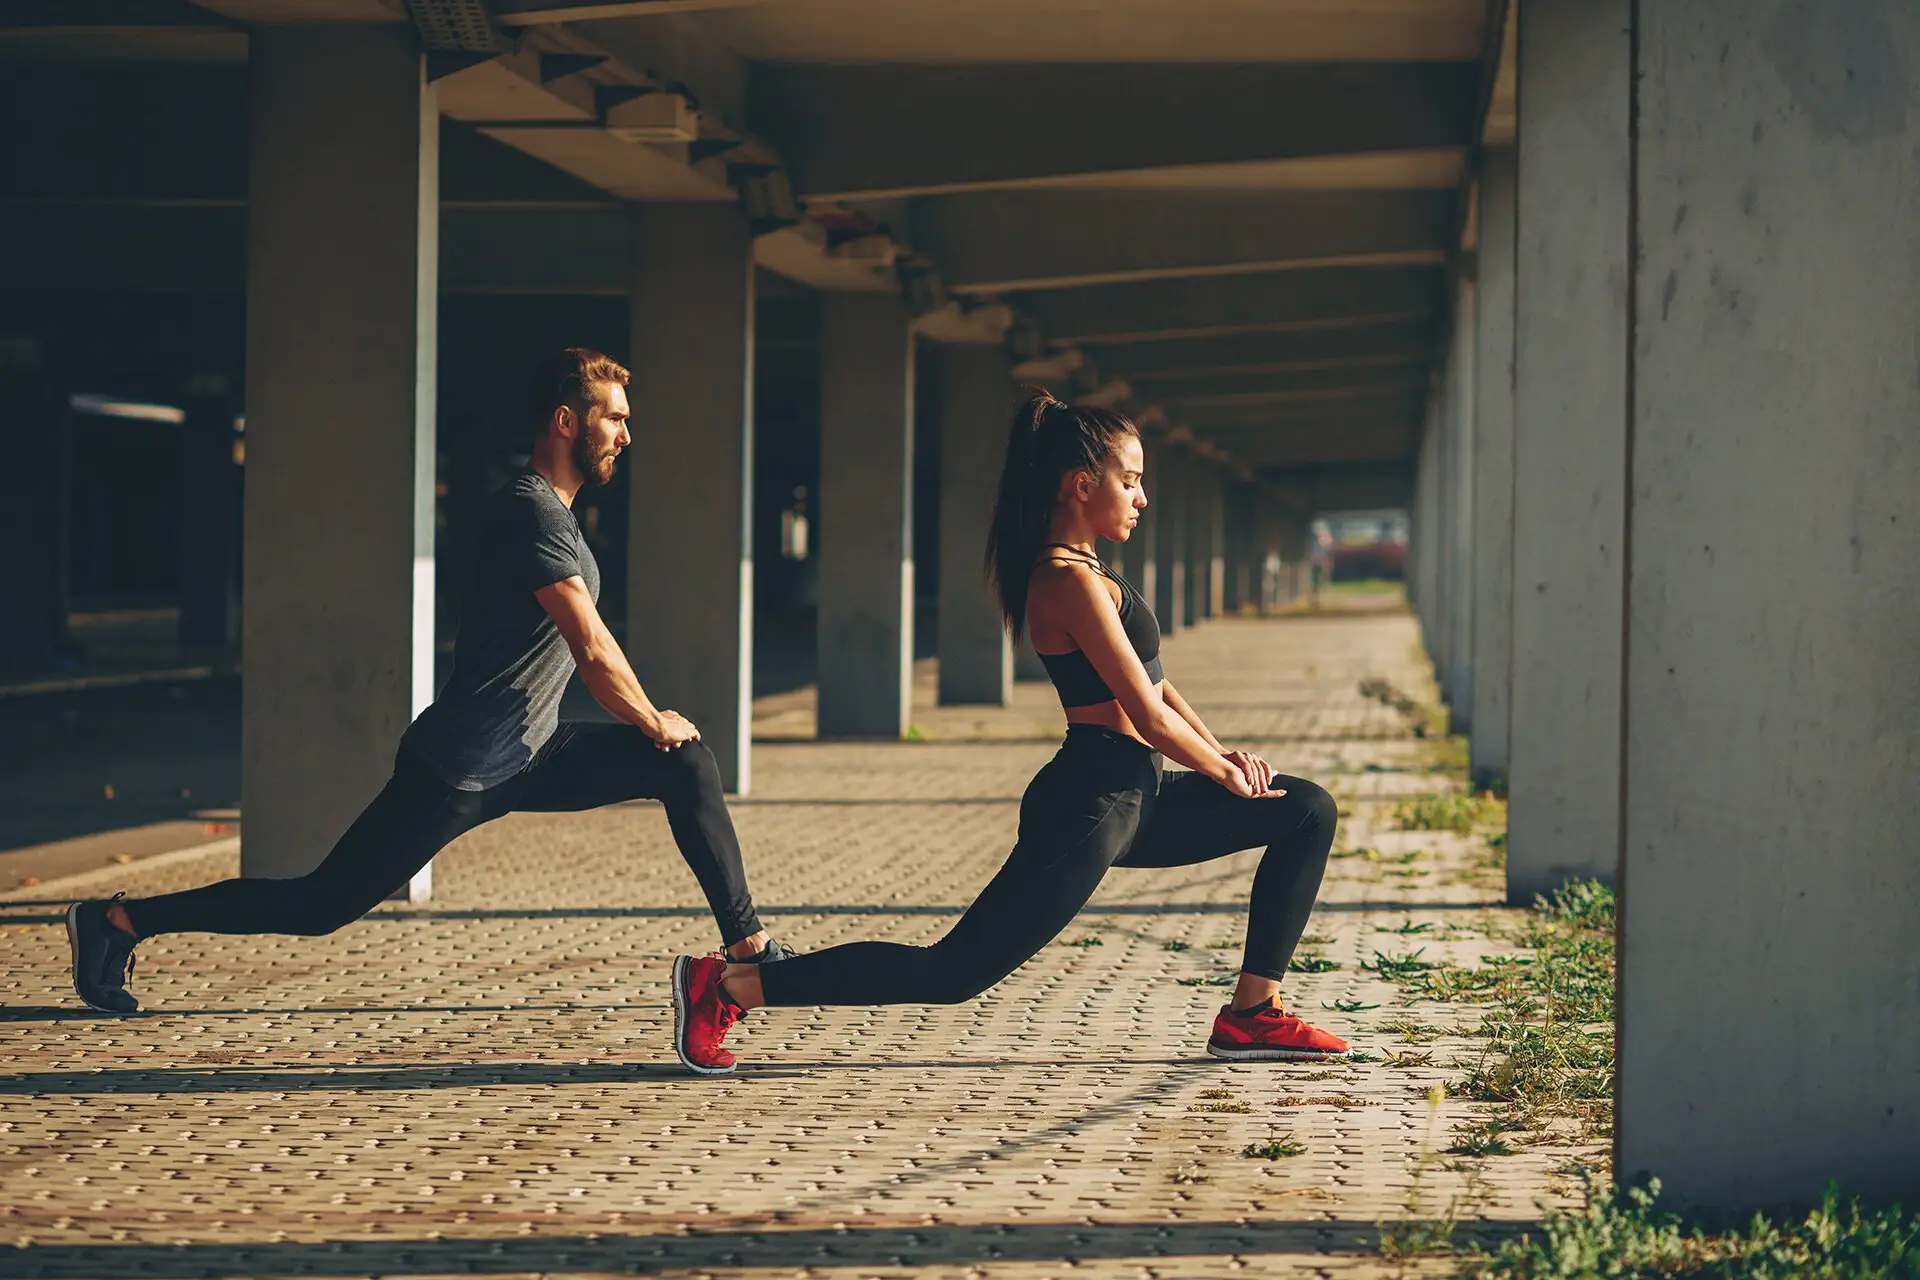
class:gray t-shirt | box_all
[403,471,600,790]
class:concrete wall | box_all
[1470,150,1517,787]
[1616,0,1920,1210]
[627,204,756,792]
[816,294,915,738]
[1508,0,1630,902]
[239,27,437,897]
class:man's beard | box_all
[574,435,618,487]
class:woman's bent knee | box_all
[1284,779,1340,840]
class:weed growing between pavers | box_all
[1395,790,1507,835]
[1381,1085,1494,1263]
[1460,1176,1920,1279]
[1242,1134,1306,1160]
[1358,883,1617,1147]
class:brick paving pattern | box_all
[0,604,1587,1278]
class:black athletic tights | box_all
[123,724,764,945]
[759,724,1336,1007]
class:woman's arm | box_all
[1160,680,1224,753]
[1161,677,1278,792]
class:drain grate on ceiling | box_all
[407,0,504,52]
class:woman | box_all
[670,390,1349,1073]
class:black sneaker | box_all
[737,936,796,964]
[66,895,140,1015]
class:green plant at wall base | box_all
[1460,1176,1920,1279]
[1395,790,1504,834]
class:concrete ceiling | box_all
[2,0,1516,501]
[659,0,1487,64]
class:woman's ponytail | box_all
[984,388,1135,639]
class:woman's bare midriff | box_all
[1063,688,1159,746]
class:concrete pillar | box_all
[1274,510,1310,608]
[178,380,241,649]
[1617,0,1920,1211]
[1121,434,1161,605]
[1204,469,1226,618]
[241,26,436,898]
[1221,481,1251,614]
[936,346,1013,705]
[1415,400,1445,665]
[1182,459,1211,626]
[1152,445,1187,634]
[628,204,755,791]
[817,294,915,738]
[1508,0,1629,901]
[1470,149,1517,788]
[1445,279,1477,732]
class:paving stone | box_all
[0,609,1579,1279]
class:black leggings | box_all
[759,725,1336,1007]
[124,724,764,946]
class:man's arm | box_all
[535,577,698,748]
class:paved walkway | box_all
[0,603,1583,1278]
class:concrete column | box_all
[1121,434,1161,605]
[1437,376,1461,698]
[628,204,755,791]
[1204,469,1226,618]
[1152,445,1187,634]
[1617,0,1920,1211]
[1274,510,1310,609]
[1508,0,1629,901]
[936,346,1012,705]
[1416,400,1445,667]
[1445,279,1477,732]
[1181,459,1209,627]
[1470,149,1517,788]
[1221,481,1251,614]
[178,380,241,649]
[241,26,437,898]
[817,294,915,738]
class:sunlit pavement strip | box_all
[0,605,1584,1279]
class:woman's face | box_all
[1072,434,1147,541]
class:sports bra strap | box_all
[1039,543,1120,585]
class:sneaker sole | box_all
[670,954,736,1076]
[1207,1040,1347,1062]
[66,904,133,1016]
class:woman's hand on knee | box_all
[1221,750,1283,797]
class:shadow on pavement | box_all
[0,1218,1509,1277]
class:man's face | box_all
[572,381,632,488]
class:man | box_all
[66,348,785,1014]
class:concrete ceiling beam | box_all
[749,62,1480,199]
[1140,364,1429,405]
[919,189,1455,295]
[1023,264,1446,344]
[1259,461,1415,511]
[1083,322,1435,378]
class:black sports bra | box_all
[1033,545,1165,708]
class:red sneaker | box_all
[671,953,744,1075]
[1207,1000,1350,1061]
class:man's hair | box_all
[530,347,630,436]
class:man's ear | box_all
[550,403,575,439]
